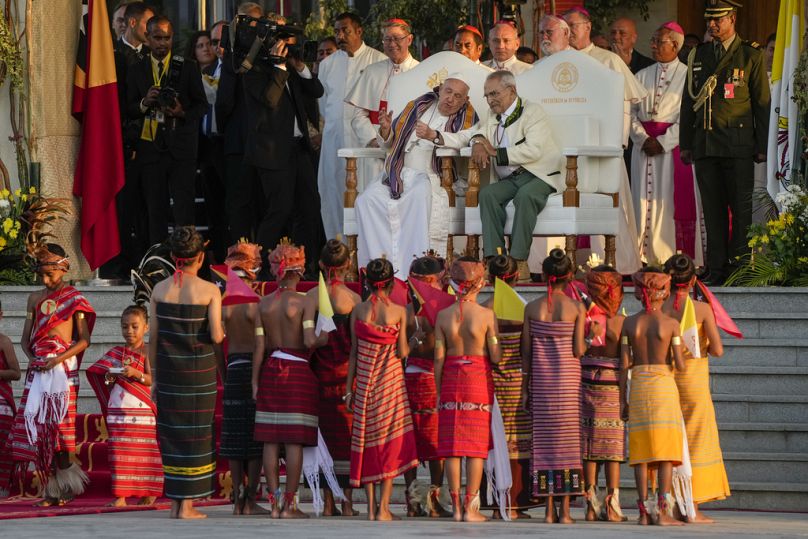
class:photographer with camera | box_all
[241,19,325,278]
[127,15,207,246]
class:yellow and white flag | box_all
[492,278,527,323]
[315,272,336,336]
[767,0,804,197]
[680,295,701,359]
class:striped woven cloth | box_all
[437,355,494,459]
[628,364,684,467]
[220,353,263,460]
[529,320,583,496]
[580,356,626,462]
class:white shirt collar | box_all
[499,98,518,123]
[121,34,142,52]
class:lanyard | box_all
[496,98,522,145]
[151,52,171,87]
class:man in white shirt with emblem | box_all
[483,21,533,74]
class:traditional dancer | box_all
[86,305,163,507]
[346,257,419,521]
[307,239,361,517]
[481,254,534,519]
[434,257,500,523]
[523,249,586,523]
[581,266,628,522]
[404,255,451,518]
[0,300,21,497]
[664,253,730,522]
[150,227,225,519]
[253,241,322,519]
[9,244,95,506]
[621,268,685,526]
[219,241,267,515]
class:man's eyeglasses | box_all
[649,38,673,45]
[539,29,556,37]
[382,34,410,45]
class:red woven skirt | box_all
[405,357,439,462]
[254,349,318,446]
[107,407,164,497]
[437,355,494,459]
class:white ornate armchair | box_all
[338,51,491,277]
[463,50,625,266]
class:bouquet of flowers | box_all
[726,184,808,287]
[0,186,69,284]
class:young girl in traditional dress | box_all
[346,258,418,521]
[621,268,685,526]
[0,301,21,497]
[435,257,500,523]
[307,239,361,517]
[581,266,627,522]
[219,241,267,515]
[482,254,534,519]
[404,255,451,518]
[522,249,586,524]
[150,227,224,519]
[87,305,163,507]
[663,253,729,523]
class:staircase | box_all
[1,285,806,511]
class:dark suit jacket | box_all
[115,39,148,148]
[127,53,208,163]
[215,54,249,156]
[680,36,770,160]
[629,49,655,74]
[242,62,324,170]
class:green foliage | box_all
[584,0,657,35]
[726,185,808,287]
[364,0,468,56]
[304,0,349,42]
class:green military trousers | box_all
[480,170,555,260]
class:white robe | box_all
[317,43,387,240]
[344,55,420,199]
[355,102,449,273]
[483,55,533,74]
[630,59,705,266]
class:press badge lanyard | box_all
[151,52,171,87]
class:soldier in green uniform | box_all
[680,0,770,285]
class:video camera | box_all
[156,55,184,109]
[223,14,305,73]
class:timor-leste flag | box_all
[72,0,125,270]
[211,265,260,306]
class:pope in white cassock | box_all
[317,12,386,240]
[630,22,705,266]
[344,19,419,197]
[355,77,478,273]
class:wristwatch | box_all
[432,131,441,145]
[470,137,484,146]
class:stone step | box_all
[0,310,128,338]
[708,366,808,395]
[713,394,808,424]
[714,338,808,367]
[721,452,808,484]
[0,286,134,312]
[717,423,808,454]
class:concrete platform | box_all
[0,504,805,539]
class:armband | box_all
[434,338,445,349]
[671,336,682,346]
[302,320,315,329]
[255,327,265,336]
[488,336,498,346]
[77,312,85,320]
[26,312,33,320]
[620,336,629,345]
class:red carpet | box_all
[0,496,228,520]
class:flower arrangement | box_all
[726,184,808,287]
[0,186,70,284]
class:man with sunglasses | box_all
[680,0,770,286]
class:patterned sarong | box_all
[87,346,163,497]
[311,314,353,483]
[221,353,263,460]
[349,320,418,487]
[405,356,439,462]
[675,328,730,502]
[529,320,583,496]
[437,355,494,459]
[154,302,217,500]
[0,351,15,494]
[9,286,95,478]
[491,322,534,509]
[581,356,626,462]
[629,364,684,467]
[254,349,318,446]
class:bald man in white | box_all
[483,22,532,74]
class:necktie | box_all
[157,60,164,84]
[714,41,723,62]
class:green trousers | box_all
[480,170,555,259]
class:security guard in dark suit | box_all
[680,0,770,285]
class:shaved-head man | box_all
[610,17,654,73]
[483,21,532,74]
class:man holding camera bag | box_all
[128,15,207,246]
[242,26,324,278]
